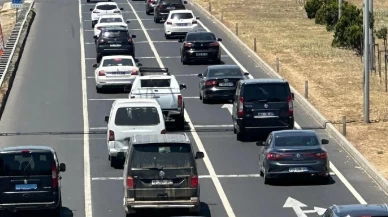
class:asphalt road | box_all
[1,0,388,216]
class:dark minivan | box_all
[0,146,66,216]
[153,0,187,23]
[123,134,204,216]
[232,79,295,141]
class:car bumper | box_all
[97,46,134,56]
[236,117,294,133]
[165,25,198,35]
[265,162,329,179]
[125,198,199,209]
[156,13,169,20]
[203,88,236,100]
[0,200,59,211]
[161,109,182,121]
[96,77,135,88]
[184,50,219,60]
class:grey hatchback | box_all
[123,134,204,216]
[321,204,388,216]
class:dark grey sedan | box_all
[198,65,249,103]
[257,130,330,184]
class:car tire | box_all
[51,198,62,217]
[96,86,103,93]
[236,132,245,141]
[189,204,201,215]
[154,17,159,23]
[96,54,102,63]
[214,56,221,64]
[199,90,202,100]
[233,125,237,134]
[165,33,170,39]
[264,174,271,185]
[320,175,330,185]
[110,156,119,168]
[146,10,151,15]
[181,55,189,65]
[92,22,95,28]
[175,115,185,130]
[87,0,90,2]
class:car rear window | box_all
[102,58,134,67]
[274,135,319,147]
[208,68,242,77]
[115,107,160,126]
[96,5,117,10]
[131,143,193,168]
[102,30,128,38]
[243,83,290,102]
[140,79,171,87]
[0,152,53,176]
[171,13,193,19]
[186,33,216,41]
[100,18,123,23]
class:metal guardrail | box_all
[0,1,33,87]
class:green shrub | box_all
[314,0,338,30]
[305,0,324,19]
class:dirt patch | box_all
[192,0,388,177]
[0,3,17,46]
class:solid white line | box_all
[88,97,198,101]
[85,42,94,44]
[136,40,178,43]
[174,74,198,76]
[78,1,93,217]
[193,125,233,128]
[91,174,263,180]
[126,2,237,217]
[84,28,163,32]
[303,210,316,214]
[85,56,229,60]
[83,11,134,13]
[90,127,107,130]
[197,19,367,205]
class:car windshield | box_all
[243,83,289,102]
[102,30,128,38]
[100,18,123,23]
[0,152,53,176]
[96,5,117,10]
[171,13,193,19]
[140,79,171,87]
[274,135,319,147]
[102,58,134,67]
[115,107,160,126]
[208,67,242,77]
[186,33,216,41]
[131,143,193,168]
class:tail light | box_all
[209,42,219,46]
[161,129,166,134]
[52,163,58,188]
[184,42,193,47]
[93,10,100,13]
[267,153,292,160]
[192,20,197,24]
[237,97,244,117]
[177,95,183,108]
[98,70,105,76]
[147,0,153,2]
[288,95,293,115]
[314,152,327,159]
[190,176,198,187]
[108,130,115,141]
[205,80,217,87]
[126,176,134,189]
[96,27,102,30]
[131,69,138,75]
[98,39,104,44]
[128,38,132,43]
[166,20,172,25]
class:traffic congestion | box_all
[1,0,388,216]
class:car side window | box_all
[234,83,241,101]
[266,134,272,146]
[203,69,208,77]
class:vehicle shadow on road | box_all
[1,206,73,217]
[266,176,336,187]
[132,202,211,217]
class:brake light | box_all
[237,97,244,117]
[314,152,327,159]
[190,176,198,187]
[161,129,166,134]
[288,95,293,115]
[147,0,153,2]
[108,130,115,141]
[98,39,104,44]
[96,27,101,30]
[52,163,58,188]
[184,42,193,47]
[209,42,219,46]
[192,20,198,24]
[21,149,30,153]
[177,95,183,108]
[205,80,217,87]
[128,38,132,43]
[131,69,138,75]
[126,176,134,189]
[98,70,105,76]
[93,10,100,13]
[166,20,172,25]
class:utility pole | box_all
[369,0,374,71]
[363,0,370,123]
[338,0,342,19]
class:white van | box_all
[104,98,166,168]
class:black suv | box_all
[179,31,222,64]
[232,79,295,141]
[94,26,136,63]
[0,146,66,216]
[123,134,204,216]
[153,0,187,23]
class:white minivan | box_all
[104,98,166,168]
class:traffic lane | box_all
[91,178,225,217]
[0,135,85,217]
[220,177,360,217]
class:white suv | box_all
[164,10,199,39]
[105,99,166,168]
[90,2,123,28]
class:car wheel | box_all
[165,33,170,39]
[146,10,151,15]
[175,115,185,130]
[92,21,95,28]
[233,125,237,134]
[182,55,189,65]
[236,132,245,141]
[199,90,202,100]
[87,0,90,2]
[214,56,221,64]
[154,17,159,23]
[96,54,102,63]
[51,198,62,217]
[96,86,103,93]
[110,156,119,168]
[319,175,330,185]
[263,174,271,185]
[189,204,201,215]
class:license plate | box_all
[177,23,188,26]
[110,71,126,75]
[166,7,175,9]
[289,167,308,173]
[15,184,37,190]
[256,112,274,116]
[151,180,173,185]
[110,44,121,47]
[219,82,233,87]
[196,53,208,56]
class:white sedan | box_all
[93,55,139,93]
[164,10,199,39]
[90,2,123,28]
[94,15,130,37]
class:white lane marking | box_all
[82,2,128,5]
[83,11,135,13]
[88,97,199,101]
[84,28,163,31]
[193,125,233,128]
[90,127,107,130]
[126,2,237,217]
[85,55,230,60]
[78,1,93,217]
[197,19,367,205]
[86,74,196,78]
[83,18,151,21]
[85,41,177,45]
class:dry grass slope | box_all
[192,0,388,177]
[0,3,16,46]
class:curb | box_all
[189,0,388,194]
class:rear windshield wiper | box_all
[246,99,268,102]
[246,98,285,102]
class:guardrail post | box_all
[208,1,212,13]
[221,10,224,23]
[304,80,308,99]
[253,38,257,52]
[235,23,238,36]
[342,116,347,136]
[276,57,280,73]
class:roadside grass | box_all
[0,3,16,47]
[192,0,388,177]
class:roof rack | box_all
[139,67,170,76]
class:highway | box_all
[1,0,388,216]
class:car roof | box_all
[0,146,54,153]
[187,31,215,36]
[101,55,135,60]
[132,134,190,145]
[138,75,174,79]
[96,2,118,6]
[272,130,317,137]
[99,14,123,18]
[207,65,240,70]
[170,9,192,13]
[241,78,288,85]
[113,99,160,107]
[332,204,388,216]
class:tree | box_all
[376,27,388,51]
[314,0,339,31]
[305,0,324,19]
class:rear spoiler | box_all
[139,67,170,76]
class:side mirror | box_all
[59,163,66,172]
[256,141,265,146]
[178,38,183,43]
[179,84,187,90]
[217,38,222,42]
[291,93,295,100]
[195,151,204,159]
[90,8,93,11]
[183,0,187,3]
[243,72,249,76]
[197,73,203,78]
[93,35,98,40]
[196,17,200,20]
[104,116,109,123]
[136,62,143,66]
[126,20,131,23]
[131,35,136,38]
[124,85,132,92]
[120,8,124,10]
[321,139,329,145]
[93,63,98,68]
